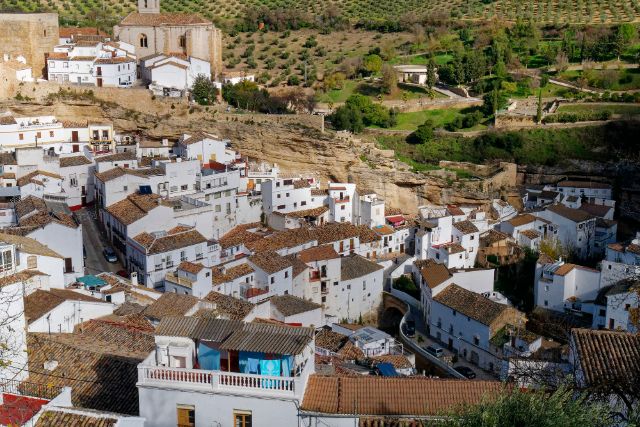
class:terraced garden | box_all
[1,0,639,27]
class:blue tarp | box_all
[77,275,106,289]
[198,342,220,371]
[377,362,399,377]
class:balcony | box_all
[138,365,302,399]
[333,196,350,203]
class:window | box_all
[452,310,456,316]
[470,235,475,240]
[544,285,549,292]
[625,304,631,311]
[0,249,13,272]
[277,205,285,210]
[181,185,188,191]
[362,281,366,290]
[180,251,187,261]
[123,185,128,191]
[27,256,37,269]
[341,205,345,210]
[177,405,195,427]
[139,34,148,48]
[270,276,274,284]
[64,258,73,273]
[49,131,54,137]
[301,201,307,206]
[544,300,548,307]
[179,35,187,49]
[473,336,480,345]
[19,133,24,141]
[284,271,289,278]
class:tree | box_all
[444,388,615,427]
[536,89,543,124]
[426,58,438,89]
[555,51,569,72]
[362,54,383,75]
[324,72,346,91]
[330,105,364,133]
[380,64,397,94]
[409,119,435,144]
[482,89,508,116]
[191,74,218,105]
[614,23,637,60]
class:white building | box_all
[248,294,323,327]
[430,284,525,372]
[534,259,602,314]
[535,204,597,259]
[137,316,315,427]
[141,54,211,91]
[556,180,613,202]
[601,235,640,287]
[24,288,115,333]
[47,40,136,87]
[0,111,114,153]
[329,254,383,322]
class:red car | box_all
[116,270,130,279]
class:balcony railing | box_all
[138,365,298,398]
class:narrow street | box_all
[75,207,123,275]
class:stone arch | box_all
[139,33,148,48]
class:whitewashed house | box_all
[141,54,211,91]
[534,259,601,314]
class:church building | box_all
[114,0,223,77]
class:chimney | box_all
[131,272,138,287]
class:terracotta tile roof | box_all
[149,60,188,70]
[248,251,293,274]
[0,232,63,258]
[509,214,536,227]
[180,131,218,145]
[119,12,211,26]
[453,220,479,235]
[301,375,503,416]
[340,254,383,281]
[59,27,106,38]
[415,259,451,289]
[16,170,62,187]
[95,152,136,163]
[16,209,78,230]
[267,294,322,316]
[94,56,136,64]
[245,227,315,253]
[299,245,340,263]
[447,205,465,216]
[47,52,69,60]
[315,328,348,353]
[311,189,328,196]
[106,193,162,226]
[142,293,201,320]
[62,120,88,128]
[440,242,465,254]
[73,316,155,351]
[371,354,413,369]
[14,196,47,219]
[25,332,147,415]
[59,155,92,167]
[293,180,311,189]
[547,204,595,223]
[558,180,611,190]
[203,292,254,320]
[218,222,263,249]
[580,203,613,218]
[284,254,309,278]
[571,329,640,391]
[520,229,541,239]
[0,270,49,288]
[24,289,105,323]
[433,284,509,326]
[219,322,314,355]
[177,260,204,274]
[133,229,207,254]
[372,224,395,235]
[554,263,576,276]
[211,263,254,285]
[312,223,380,245]
[286,206,329,218]
[0,152,16,164]
[480,229,510,246]
[34,409,117,427]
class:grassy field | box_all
[370,108,488,131]
[375,121,640,168]
[559,68,640,91]
[317,80,446,103]
[3,0,639,28]
[558,103,640,115]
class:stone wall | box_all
[0,13,58,77]
[494,114,536,129]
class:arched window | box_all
[144,0,148,8]
[139,34,148,48]
[179,35,186,49]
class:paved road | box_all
[404,304,498,381]
[76,207,123,275]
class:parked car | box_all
[116,269,129,279]
[425,345,444,358]
[404,320,416,338]
[454,366,477,379]
[103,247,118,263]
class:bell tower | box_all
[138,0,160,14]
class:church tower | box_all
[138,0,160,14]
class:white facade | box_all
[535,206,597,259]
[27,298,115,333]
[143,55,211,90]
[534,260,602,313]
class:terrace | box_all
[137,317,315,399]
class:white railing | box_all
[138,365,297,397]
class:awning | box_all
[385,215,405,224]
[77,275,106,288]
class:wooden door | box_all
[97,78,102,87]
[71,131,79,142]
